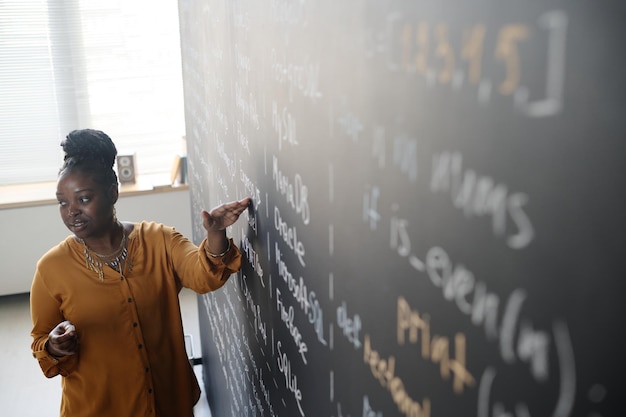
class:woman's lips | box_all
[69,221,87,232]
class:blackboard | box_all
[177,1,626,416]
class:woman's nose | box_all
[67,204,79,217]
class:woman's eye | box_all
[58,201,67,207]
[79,197,90,203]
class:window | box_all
[0,0,185,186]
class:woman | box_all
[30,129,250,416]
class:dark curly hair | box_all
[59,129,119,188]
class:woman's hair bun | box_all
[61,129,118,169]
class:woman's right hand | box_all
[47,320,79,357]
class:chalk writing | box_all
[236,50,251,86]
[236,121,250,155]
[179,3,599,417]
[372,126,386,169]
[215,166,230,200]
[277,340,305,416]
[424,246,550,379]
[518,11,568,118]
[388,11,568,116]
[393,134,418,182]
[275,206,306,266]
[258,367,277,417]
[337,110,364,142]
[245,208,258,234]
[363,396,383,417]
[390,206,412,258]
[397,297,475,394]
[430,151,534,249]
[477,320,576,417]
[337,301,362,350]
[363,186,382,230]
[276,243,309,311]
[364,334,431,417]
[270,0,309,26]
[272,156,311,224]
[216,137,237,179]
[388,203,577,413]
[308,292,327,347]
[270,49,322,102]
[272,101,299,150]
[241,231,265,283]
[275,243,327,345]
[241,273,268,344]
[235,83,261,131]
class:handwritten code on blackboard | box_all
[178,1,626,416]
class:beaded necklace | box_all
[79,222,132,282]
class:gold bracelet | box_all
[205,238,231,258]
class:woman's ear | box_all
[109,184,119,205]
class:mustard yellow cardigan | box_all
[30,221,241,417]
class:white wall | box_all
[0,189,193,296]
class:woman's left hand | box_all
[202,197,251,234]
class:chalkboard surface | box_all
[177,1,625,416]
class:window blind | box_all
[0,0,185,186]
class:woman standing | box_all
[30,129,250,416]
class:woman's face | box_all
[56,170,116,240]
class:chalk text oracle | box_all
[275,206,307,267]
[276,242,327,346]
[397,297,475,394]
[276,288,309,364]
[272,155,311,224]
[430,151,534,249]
[381,11,567,117]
